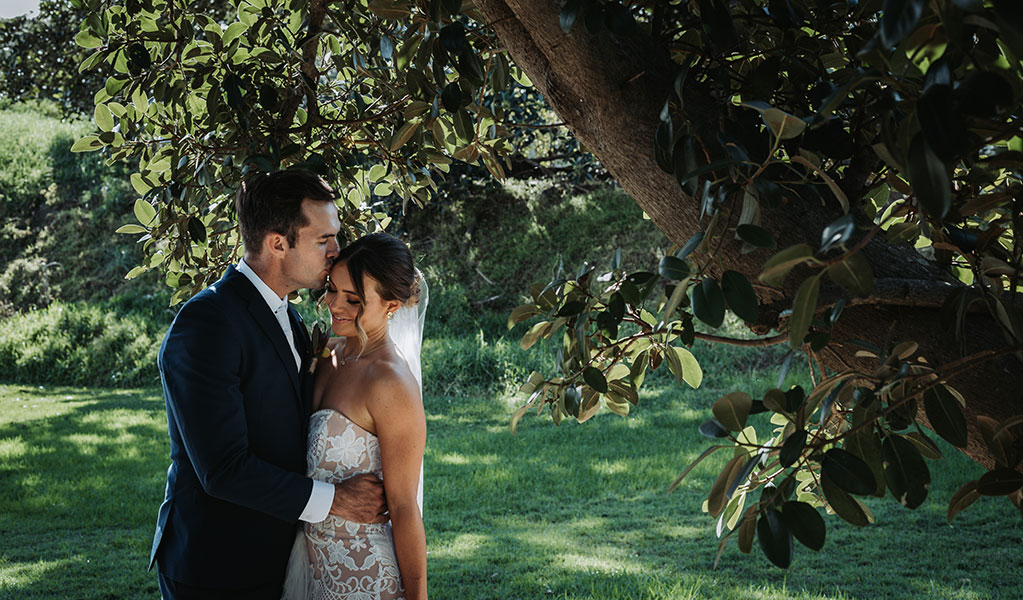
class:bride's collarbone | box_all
[317,361,380,434]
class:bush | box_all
[0,301,167,387]
[0,101,159,316]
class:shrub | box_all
[0,301,167,387]
[0,101,158,316]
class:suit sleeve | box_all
[160,297,312,522]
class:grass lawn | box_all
[1,345,1021,599]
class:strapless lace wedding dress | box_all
[284,408,406,600]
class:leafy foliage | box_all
[503,0,1023,569]
[61,0,1023,569]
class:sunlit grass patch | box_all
[2,378,1021,599]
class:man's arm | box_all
[299,476,386,523]
[329,473,388,523]
[161,298,310,521]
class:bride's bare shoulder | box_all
[365,357,421,409]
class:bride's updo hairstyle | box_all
[335,232,419,348]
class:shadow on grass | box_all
[0,386,166,599]
[423,387,1023,600]
[1,383,1019,599]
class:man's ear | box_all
[265,232,288,258]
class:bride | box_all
[284,232,428,600]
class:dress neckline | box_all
[310,407,376,437]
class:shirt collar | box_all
[237,258,288,314]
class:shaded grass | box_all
[1,355,1021,599]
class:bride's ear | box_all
[384,298,402,318]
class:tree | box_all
[69,0,1022,568]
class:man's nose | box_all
[327,237,340,259]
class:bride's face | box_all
[325,260,396,337]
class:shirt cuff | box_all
[299,479,334,523]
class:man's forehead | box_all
[300,198,341,230]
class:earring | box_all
[387,311,393,320]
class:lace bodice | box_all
[303,409,404,600]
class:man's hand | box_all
[330,473,387,523]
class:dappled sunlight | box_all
[428,532,490,559]
[0,557,74,588]
[430,451,499,466]
[559,552,646,575]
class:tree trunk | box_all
[474,0,1023,470]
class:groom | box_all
[150,170,386,599]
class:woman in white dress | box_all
[285,232,427,600]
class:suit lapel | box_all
[224,267,303,400]
[290,308,311,371]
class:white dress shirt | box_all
[237,259,334,523]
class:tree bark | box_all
[474,0,1023,470]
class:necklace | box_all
[337,339,391,366]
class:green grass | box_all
[2,345,1020,599]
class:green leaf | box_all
[756,508,793,569]
[759,244,813,287]
[736,224,777,249]
[441,82,462,113]
[882,434,931,508]
[699,417,730,439]
[75,30,103,49]
[658,256,690,280]
[819,214,856,253]
[947,480,980,523]
[712,392,752,432]
[389,119,420,151]
[692,278,725,328]
[674,346,702,389]
[880,0,927,48]
[780,501,826,551]
[923,386,968,448]
[520,321,548,350]
[977,468,1023,496]
[507,304,541,329]
[821,473,872,527]
[788,275,821,348]
[582,367,608,394]
[560,0,583,32]
[115,224,147,234]
[721,270,759,323]
[779,429,807,468]
[94,103,114,132]
[70,135,102,153]
[821,448,877,496]
[124,266,147,280]
[737,506,758,554]
[133,198,157,226]
[826,253,874,297]
[556,300,586,317]
[187,216,207,244]
[707,455,744,517]
[368,0,412,19]
[907,134,951,221]
[678,232,704,259]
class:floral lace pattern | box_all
[304,409,405,600]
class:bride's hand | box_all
[329,473,387,523]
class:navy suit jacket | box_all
[150,265,315,588]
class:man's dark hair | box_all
[235,170,336,254]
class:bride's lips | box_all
[331,314,352,325]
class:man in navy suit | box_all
[150,170,386,599]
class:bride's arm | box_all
[370,368,427,600]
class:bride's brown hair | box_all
[334,232,417,352]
